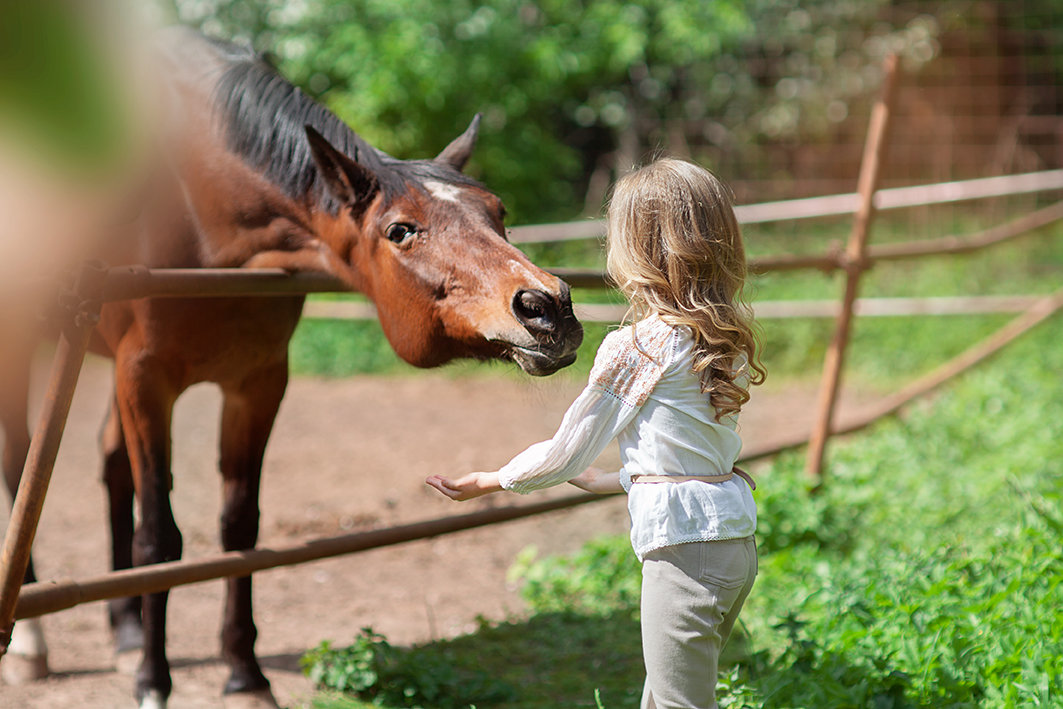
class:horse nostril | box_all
[512,289,557,333]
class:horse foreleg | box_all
[217,362,287,709]
[0,369,50,684]
[100,394,143,672]
[115,346,181,709]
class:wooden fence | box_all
[2,57,1062,659]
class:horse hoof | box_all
[1,651,50,685]
[139,689,167,709]
[1,619,49,683]
[223,688,280,709]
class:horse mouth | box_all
[505,344,579,376]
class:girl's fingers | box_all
[426,475,466,499]
[426,473,496,501]
[425,476,454,493]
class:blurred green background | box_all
[145,0,1063,389]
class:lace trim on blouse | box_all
[590,316,677,407]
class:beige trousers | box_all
[639,537,757,709]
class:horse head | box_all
[305,116,583,375]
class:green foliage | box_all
[0,3,129,170]
[727,317,1063,707]
[452,612,644,708]
[302,628,516,708]
[168,0,954,221]
[303,613,643,709]
[289,315,405,377]
[508,536,642,617]
[727,522,1063,708]
[175,0,752,221]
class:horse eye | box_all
[385,223,416,244]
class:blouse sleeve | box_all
[497,320,676,494]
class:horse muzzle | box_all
[504,283,583,376]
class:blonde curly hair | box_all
[606,158,765,420]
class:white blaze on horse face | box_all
[476,259,556,347]
[508,259,550,293]
[424,180,463,203]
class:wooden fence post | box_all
[0,262,105,657]
[805,54,901,485]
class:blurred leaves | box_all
[171,0,946,222]
[0,2,128,171]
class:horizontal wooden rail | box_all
[305,295,1050,324]
[15,493,600,620]
[12,287,1063,623]
[865,199,1063,263]
[732,286,1063,460]
[508,170,1063,244]
[28,198,1051,306]
[102,267,349,302]
[535,200,1063,286]
[834,287,1063,431]
[8,404,868,620]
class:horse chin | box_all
[508,346,578,377]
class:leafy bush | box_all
[726,318,1063,707]
[508,536,642,617]
[723,518,1063,708]
[301,628,515,708]
[750,453,865,556]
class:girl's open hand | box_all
[425,472,503,501]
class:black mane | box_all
[208,35,481,213]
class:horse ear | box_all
[435,113,482,172]
[305,125,378,211]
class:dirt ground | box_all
[0,355,877,708]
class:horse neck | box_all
[155,47,368,283]
[153,91,316,270]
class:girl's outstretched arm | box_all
[425,472,503,501]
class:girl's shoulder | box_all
[590,315,679,407]
[598,315,677,355]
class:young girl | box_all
[426,158,765,709]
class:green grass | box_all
[290,318,407,378]
[299,310,1063,709]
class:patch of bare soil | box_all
[0,357,880,708]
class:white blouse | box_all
[498,315,756,561]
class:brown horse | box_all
[1,28,582,709]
